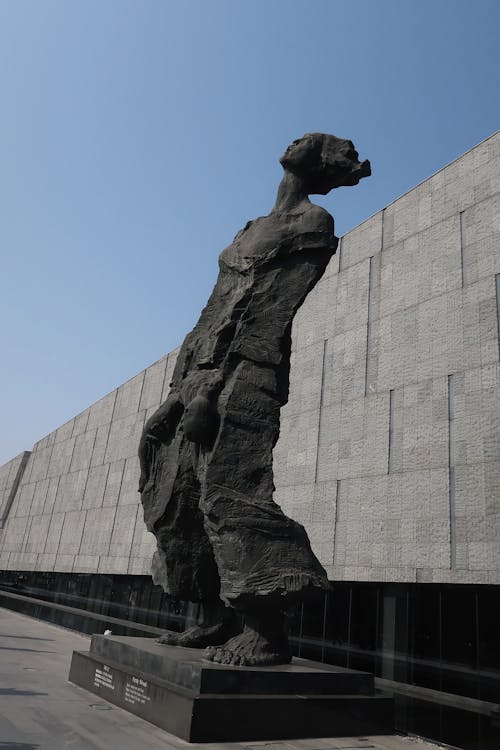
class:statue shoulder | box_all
[301,203,334,235]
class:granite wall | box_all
[0,352,178,575]
[0,452,30,529]
[0,131,499,585]
[275,130,500,584]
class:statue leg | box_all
[145,443,240,648]
[200,363,328,665]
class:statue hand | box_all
[144,393,184,442]
[184,388,219,447]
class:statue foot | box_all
[156,622,232,648]
[157,609,241,648]
[204,609,291,666]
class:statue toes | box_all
[204,646,216,661]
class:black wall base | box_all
[69,636,394,742]
[4,572,500,749]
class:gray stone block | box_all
[24,515,51,553]
[46,436,75,479]
[160,349,180,402]
[29,478,50,516]
[114,372,145,421]
[42,476,61,515]
[54,419,75,445]
[311,481,336,523]
[127,556,151,575]
[139,358,167,411]
[27,444,53,483]
[12,482,36,517]
[43,513,65,554]
[0,452,30,523]
[35,552,56,571]
[131,506,156,560]
[109,506,136,558]
[103,460,125,507]
[71,408,90,438]
[79,506,115,556]
[87,390,117,430]
[82,464,109,509]
[117,456,140,506]
[58,510,86,555]
[334,261,370,334]
[54,554,75,572]
[12,552,38,570]
[89,423,111,467]
[1,516,28,552]
[73,554,100,573]
[70,428,98,472]
[104,412,146,464]
[55,469,87,512]
[341,213,383,268]
[98,555,129,574]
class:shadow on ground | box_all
[0,634,54,642]
[0,647,55,654]
[0,688,48,697]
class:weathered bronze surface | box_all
[139,133,370,665]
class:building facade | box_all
[1,132,499,749]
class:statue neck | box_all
[272,171,309,213]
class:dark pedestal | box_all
[69,635,394,742]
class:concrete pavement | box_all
[0,607,451,750]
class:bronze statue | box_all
[139,133,371,665]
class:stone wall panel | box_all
[0,132,499,586]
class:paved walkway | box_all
[0,607,449,750]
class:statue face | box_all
[281,133,371,194]
[321,136,371,190]
[280,134,321,173]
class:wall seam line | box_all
[495,273,500,362]
[332,479,341,567]
[459,210,467,288]
[364,256,375,396]
[448,373,456,569]
[314,339,329,483]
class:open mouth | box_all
[339,159,371,187]
[358,159,371,177]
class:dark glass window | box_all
[441,587,478,699]
[378,584,409,682]
[349,583,379,674]
[394,695,443,745]
[478,587,500,703]
[323,584,350,667]
[441,705,482,750]
[410,585,441,690]
[286,602,302,657]
[147,583,164,628]
[299,590,326,662]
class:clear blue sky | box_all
[1,0,499,465]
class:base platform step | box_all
[69,637,394,742]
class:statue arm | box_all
[138,393,184,492]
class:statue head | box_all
[280,133,371,194]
